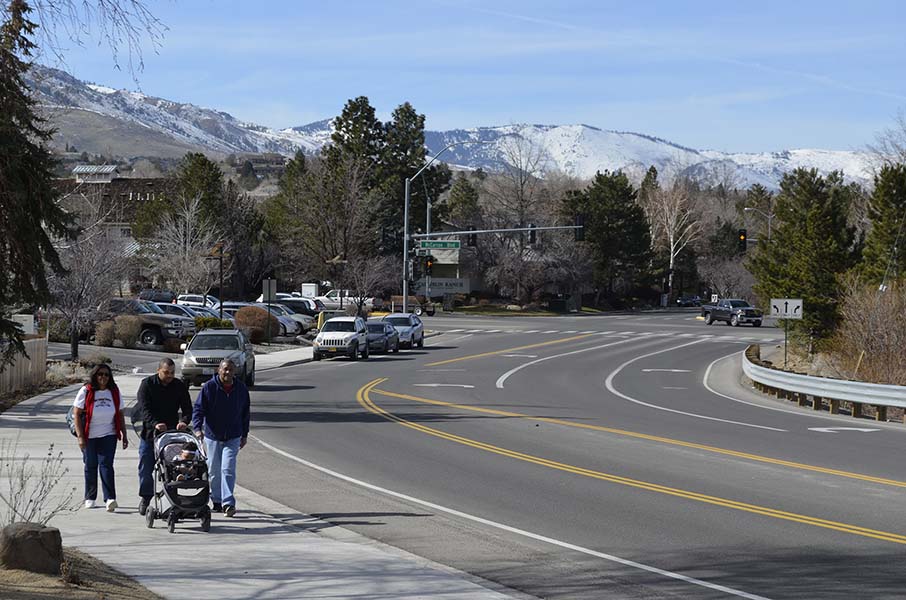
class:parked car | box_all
[192,306,236,325]
[103,298,193,345]
[254,292,295,302]
[316,289,381,311]
[156,302,199,319]
[177,294,220,308]
[700,298,763,327]
[138,289,177,303]
[382,313,424,348]
[312,316,369,361]
[676,295,701,307]
[181,328,255,387]
[366,321,400,354]
[279,298,322,318]
[255,303,312,332]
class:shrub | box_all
[344,304,370,318]
[78,353,111,369]
[234,307,279,341]
[94,320,115,347]
[195,316,231,331]
[245,326,266,344]
[114,315,142,348]
[47,318,72,343]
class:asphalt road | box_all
[77,312,906,598]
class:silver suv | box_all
[312,316,368,361]
[181,329,256,387]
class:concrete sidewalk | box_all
[0,372,521,599]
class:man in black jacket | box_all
[136,358,192,515]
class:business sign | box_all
[419,240,461,249]
[770,298,803,319]
[413,278,470,294]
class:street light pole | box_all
[402,140,494,313]
[744,207,775,242]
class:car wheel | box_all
[753,321,762,328]
[382,340,388,353]
[393,341,400,353]
[246,369,255,388]
[414,306,423,316]
[349,343,359,361]
[140,328,163,345]
[704,313,713,325]
[730,315,739,326]
[312,352,321,362]
[362,343,369,359]
[417,335,424,348]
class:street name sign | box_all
[770,298,803,319]
[419,240,461,249]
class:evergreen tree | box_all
[749,168,859,340]
[639,165,659,205]
[561,171,651,295]
[446,174,481,228]
[176,152,224,222]
[857,164,906,286]
[745,183,774,241]
[0,0,75,366]
[325,96,384,172]
[238,159,259,190]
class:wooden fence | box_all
[0,337,47,395]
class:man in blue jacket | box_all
[193,359,250,517]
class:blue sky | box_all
[51,0,906,152]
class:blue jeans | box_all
[138,437,155,500]
[83,435,117,502]
[204,437,241,507]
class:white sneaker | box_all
[84,499,96,509]
[106,499,118,512]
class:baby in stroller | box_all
[171,441,201,481]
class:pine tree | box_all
[639,165,659,205]
[749,168,859,340]
[0,0,75,366]
[325,96,384,172]
[562,171,651,295]
[177,152,224,222]
[238,159,258,190]
[446,174,481,228]
[857,164,906,286]
[745,183,774,241]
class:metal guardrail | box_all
[743,345,906,420]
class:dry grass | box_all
[0,547,163,599]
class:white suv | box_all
[312,316,368,361]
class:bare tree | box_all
[49,187,129,359]
[145,194,224,294]
[343,255,396,316]
[867,109,906,168]
[642,179,703,300]
[0,435,75,526]
[481,135,552,302]
[697,256,754,300]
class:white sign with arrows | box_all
[770,298,803,320]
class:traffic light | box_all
[528,223,536,245]
[425,255,434,276]
[575,214,585,241]
[737,228,747,253]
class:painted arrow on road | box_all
[808,427,881,433]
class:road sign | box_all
[262,278,277,303]
[416,248,428,256]
[419,240,461,249]
[770,298,803,319]
[710,294,718,303]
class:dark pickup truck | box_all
[700,298,763,327]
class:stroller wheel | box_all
[145,508,155,528]
[201,511,211,532]
[167,515,176,534]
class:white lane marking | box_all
[484,329,501,333]
[523,330,540,334]
[701,353,854,421]
[496,337,647,389]
[604,341,787,432]
[809,427,880,433]
[642,369,691,373]
[663,387,688,390]
[595,331,614,335]
[414,384,476,389]
[541,330,559,334]
[445,329,465,333]
[579,331,597,334]
[251,436,772,600]
[500,354,538,358]
[419,369,467,372]
[464,329,484,333]
[562,330,577,334]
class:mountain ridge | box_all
[26,65,873,189]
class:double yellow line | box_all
[358,378,906,545]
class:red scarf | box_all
[82,384,123,440]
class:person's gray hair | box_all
[158,358,175,369]
[219,358,237,369]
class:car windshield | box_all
[386,317,411,327]
[321,321,356,332]
[125,300,151,314]
[367,324,385,333]
[729,300,751,308]
[189,335,240,350]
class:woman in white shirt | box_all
[73,364,129,511]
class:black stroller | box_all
[145,430,212,533]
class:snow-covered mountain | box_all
[26,65,873,188]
